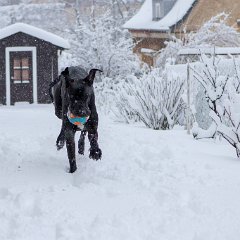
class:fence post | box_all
[187,62,191,135]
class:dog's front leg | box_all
[65,128,77,173]
[78,130,87,155]
[57,72,69,151]
[87,95,102,160]
[88,130,102,160]
[56,114,68,150]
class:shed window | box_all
[13,57,30,83]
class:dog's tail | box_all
[49,76,61,103]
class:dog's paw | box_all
[56,140,65,150]
[78,149,84,155]
[69,161,77,173]
[89,148,102,161]
[56,134,65,151]
[78,142,85,155]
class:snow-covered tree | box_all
[56,0,140,77]
[156,13,240,68]
[0,0,140,78]
[187,13,240,48]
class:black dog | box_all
[49,66,102,173]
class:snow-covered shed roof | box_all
[0,23,70,49]
[124,0,197,31]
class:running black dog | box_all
[49,66,102,173]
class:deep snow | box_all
[0,104,240,240]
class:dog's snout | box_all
[70,106,90,117]
[79,109,88,116]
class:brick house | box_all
[124,0,240,66]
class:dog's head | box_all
[62,66,102,118]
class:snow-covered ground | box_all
[0,105,240,240]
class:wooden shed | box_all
[0,22,70,105]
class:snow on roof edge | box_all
[0,23,70,49]
[123,0,197,32]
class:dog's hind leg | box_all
[78,130,87,155]
[65,128,77,173]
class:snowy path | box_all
[0,105,240,240]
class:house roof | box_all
[123,0,197,31]
[0,23,70,49]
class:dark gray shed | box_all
[0,22,70,105]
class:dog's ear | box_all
[61,67,71,87]
[85,69,102,86]
[61,67,69,76]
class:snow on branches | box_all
[187,13,240,48]
[114,69,185,130]
[156,13,240,68]
[192,55,240,157]
[61,3,140,78]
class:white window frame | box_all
[5,46,37,105]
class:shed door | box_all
[10,51,33,105]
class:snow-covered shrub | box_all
[155,13,240,131]
[192,55,240,157]
[94,76,123,115]
[112,74,140,123]
[232,58,240,94]
[114,69,185,130]
[94,73,141,120]
[156,36,183,68]
[194,86,212,129]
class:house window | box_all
[153,0,176,21]
[13,57,30,83]
[155,3,161,19]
